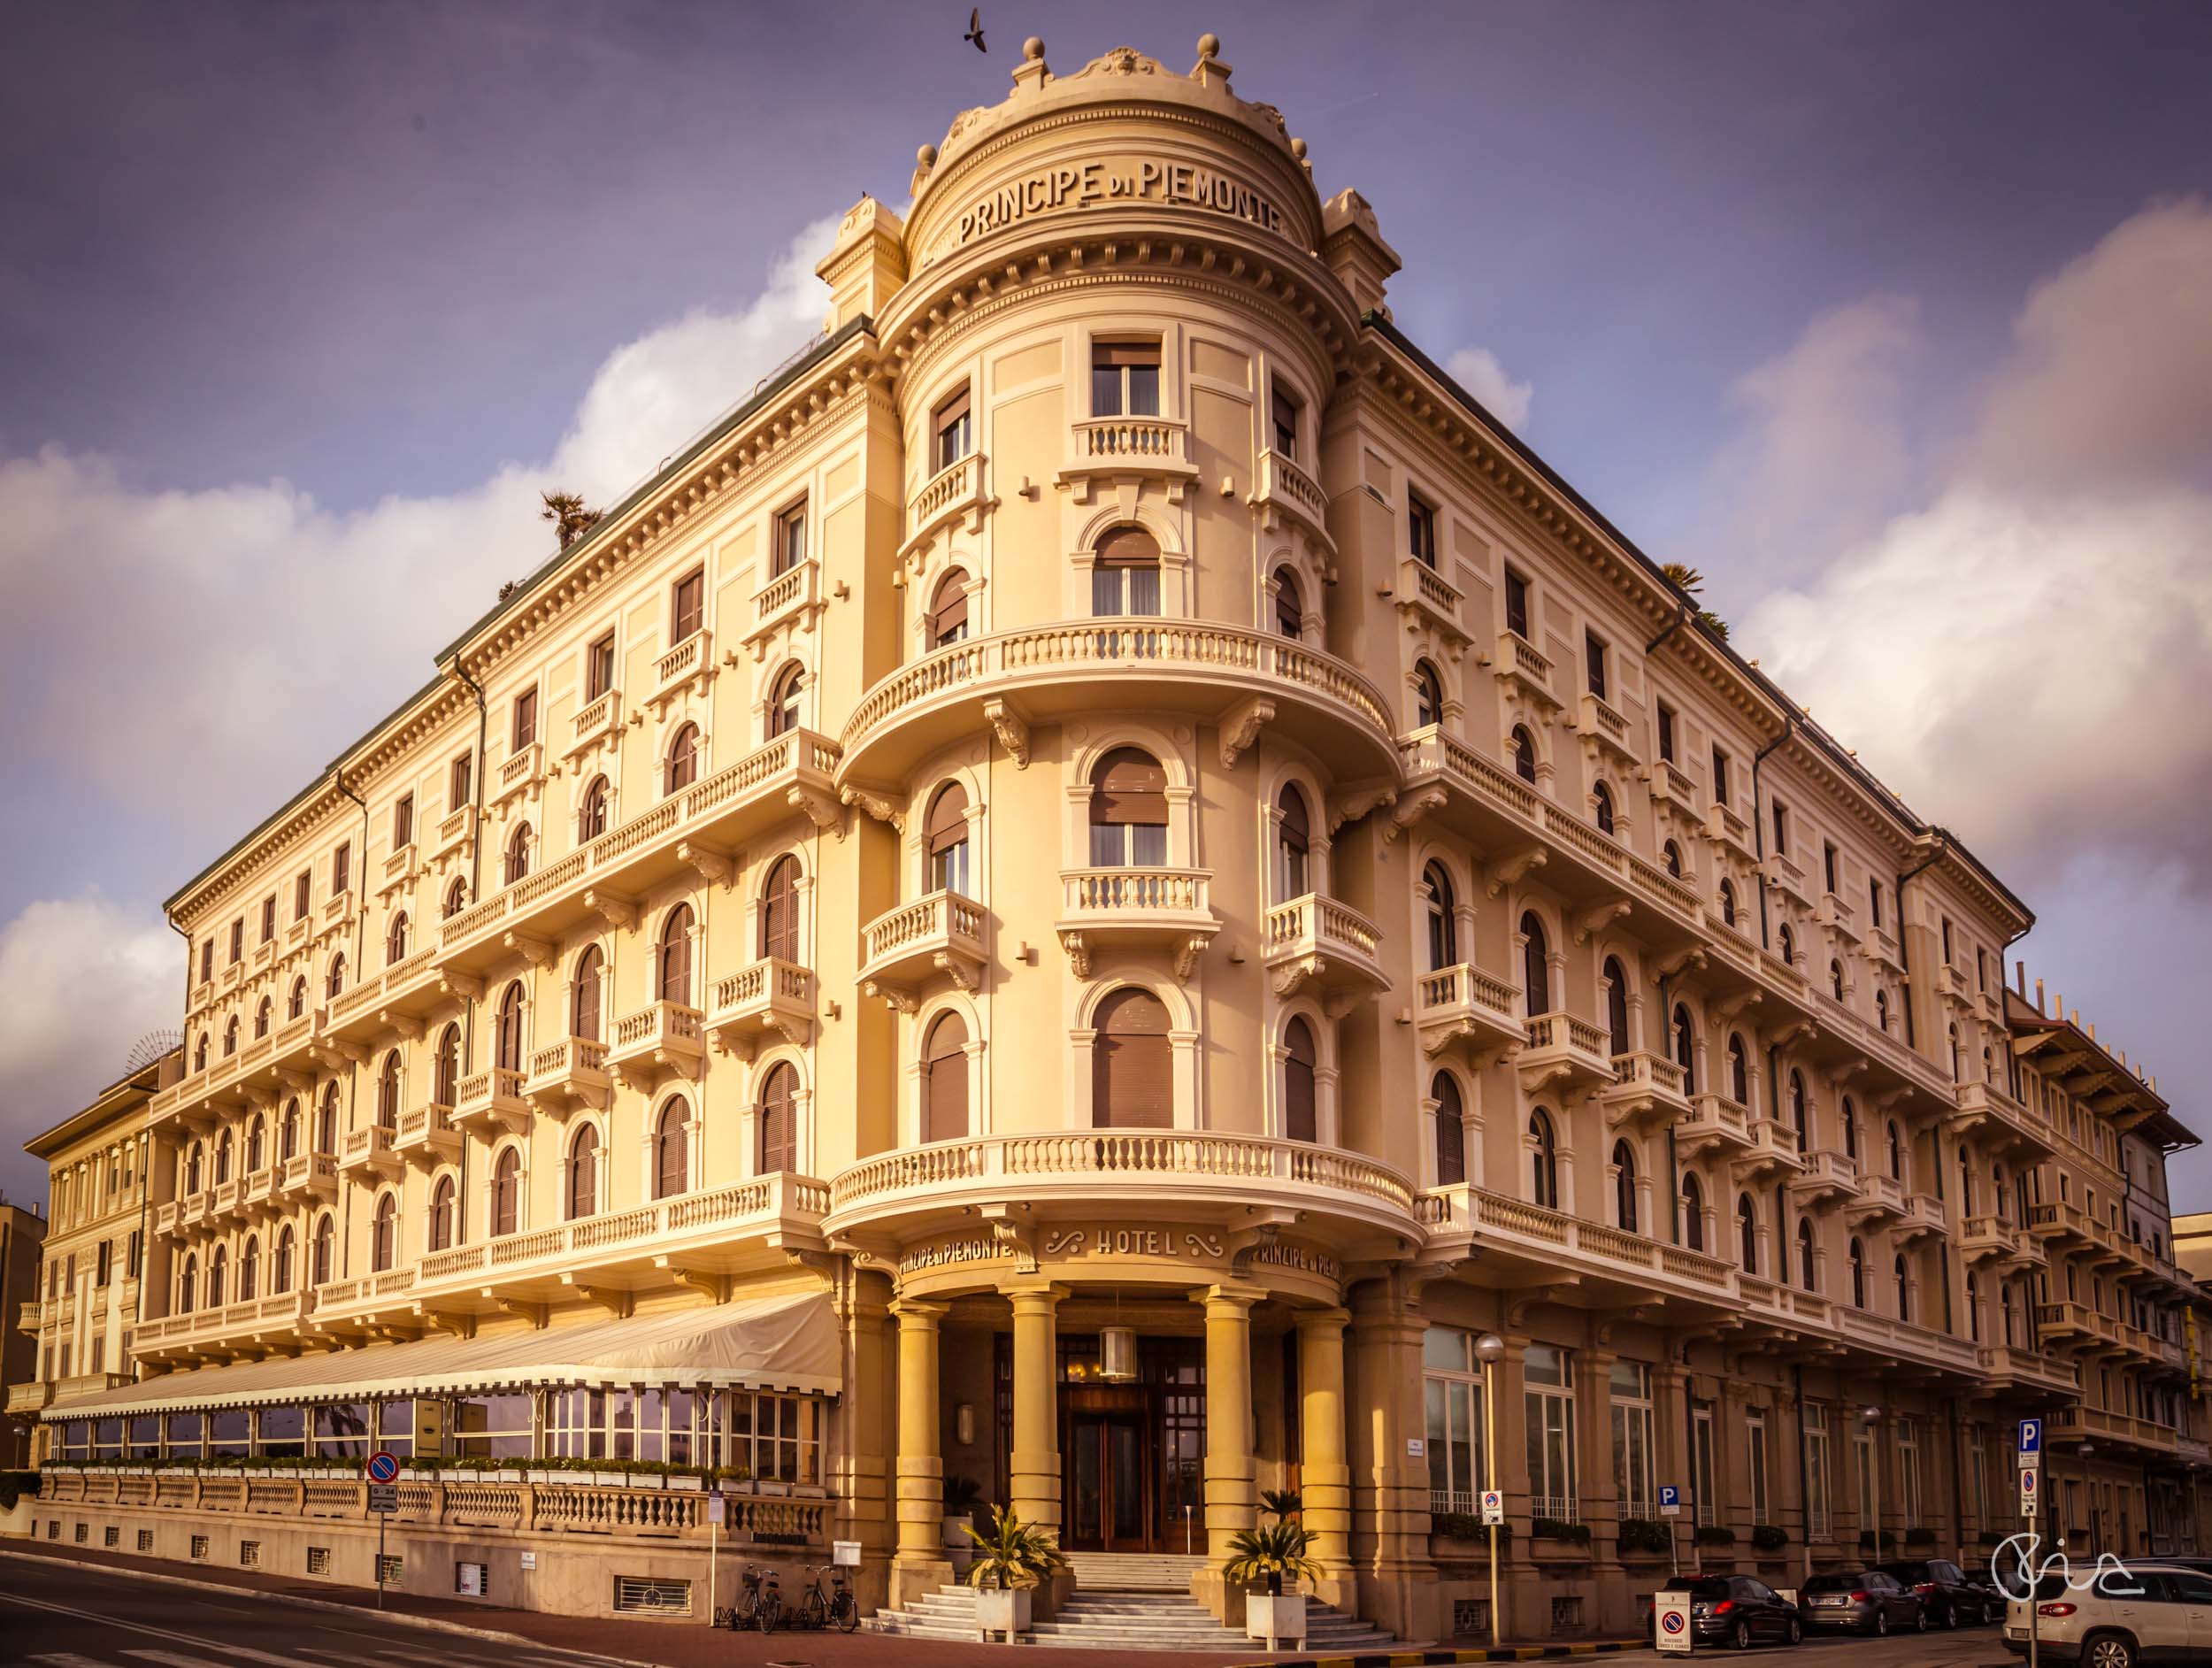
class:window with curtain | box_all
[929,570,970,647]
[1091,526,1162,616]
[1092,340,1160,417]
[1088,749,1168,866]
[926,782,971,896]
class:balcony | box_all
[1832,1307,1983,1377]
[5,1380,52,1415]
[134,1290,316,1367]
[2028,1200,2090,1245]
[1517,1011,1613,1095]
[604,1003,704,1091]
[490,740,545,811]
[749,557,822,643]
[1061,417,1196,500]
[566,688,623,762]
[1248,447,1333,553]
[1706,800,1755,860]
[393,1102,461,1165]
[1573,690,1637,767]
[453,1067,528,1135]
[649,629,713,710]
[707,960,817,1055]
[339,1124,401,1178]
[1844,1171,1906,1225]
[1898,1192,1947,1243]
[323,947,443,1045]
[1645,758,1701,823]
[1397,557,1466,642]
[826,1132,1414,1259]
[1962,1212,2026,1265]
[1730,1118,1806,1181]
[521,1037,611,1115]
[1978,1343,2081,1396]
[15,1300,39,1334]
[838,622,1400,795]
[239,1165,278,1216]
[1493,631,1557,710]
[1419,1185,1736,1313]
[1600,1050,1691,1131]
[319,887,357,942]
[1264,893,1387,1006]
[2036,1301,2099,1345]
[1055,868,1218,979]
[1947,1079,2057,1163]
[431,805,472,863]
[437,728,840,976]
[1816,889,1859,942]
[380,841,419,898]
[903,450,991,559]
[2047,1406,2180,1458]
[1414,963,1523,1060]
[1787,1148,1861,1205]
[274,1149,337,1203]
[1677,1093,1755,1159]
[860,889,989,1005]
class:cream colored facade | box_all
[23,34,2209,1645]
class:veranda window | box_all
[1423,1327,1486,1517]
[1524,1343,1578,1524]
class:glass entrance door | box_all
[1066,1411,1151,1550]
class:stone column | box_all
[1296,1306,1356,1609]
[1192,1282,1264,1624]
[1347,1278,1441,1642]
[890,1297,954,1606]
[833,1272,895,1614]
[1006,1278,1066,1605]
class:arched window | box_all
[1091,526,1161,616]
[254,997,273,1041]
[1613,1139,1637,1233]
[1433,1072,1465,1186]
[657,905,695,1005]
[1520,911,1550,1016]
[1682,1172,1705,1251]
[1275,784,1311,898]
[326,952,347,1000]
[1282,1018,1318,1143]
[1671,1003,1695,1092]
[208,1246,227,1307]
[1510,726,1538,785]
[1719,879,1738,927]
[572,947,604,1042]
[1982,1044,1996,1083]
[1875,988,1890,1032]
[1593,781,1616,836]
[224,1016,239,1057]
[240,1235,259,1301]
[759,855,801,962]
[442,876,468,920]
[180,1254,197,1312]
[1967,1272,1982,1341]
[1886,1118,1904,1181]
[273,1226,295,1295]
[185,1141,204,1195]
[1274,568,1303,640]
[372,1194,397,1271]
[1728,1034,1750,1106]
[1829,958,1846,1001]
[1842,1096,1859,1161]
[664,723,701,795]
[194,1033,209,1072]
[926,782,971,895]
[1894,1253,1910,1319]
[766,663,803,737]
[384,911,409,965]
[929,570,970,648]
[246,1113,265,1174]
[288,975,308,1020]
[1529,1109,1559,1209]
[311,1214,335,1287]
[1414,660,1443,727]
[1602,957,1630,1057]
[1663,839,1683,880]
[1789,1070,1809,1146]
[923,1012,968,1143]
[1778,924,1796,966]
[434,1024,460,1107]
[1797,1218,1816,1289]
[213,1130,233,1185]
[491,1148,521,1237]
[757,1062,798,1172]
[578,775,610,842]
[317,1083,340,1154]
[376,1050,402,1128]
[280,1099,300,1163]
[1094,988,1171,1129]
[495,981,526,1073]
[504,821,532,886]
[1089,749,1167,867]
[1993,1163,2008,1224]
[1736,1195,1757,1273]
[654,1099,688,1198]
[567,1125,599,1220]
[1425,863,1459,971]
[429,1176,455,1252]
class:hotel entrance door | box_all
[1066,1408,1151,1551]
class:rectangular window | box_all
[1585,630,1609,701]
[1869,878,1883,927]
[96,1241,111,1287]
[450,752,472,812]
[1270,380,1299,457]
[585,632,616,701]
[260,896,276,943]
[199,939,214,983]
[720,1390,824,1484]
[673,567,708,643]
[1609,1360,1655,1518]
[295,871,311,921]
[228,919,243,965]
[1423,1327,1486,1516]
[1941,916,1955,965]
[1803,1403,1831,1539]
[392,793,414,851]
[1408,491,1438,568]
[1656,703,1676,764]
[1503,566,1530,640]
[1092,341,1162,419]
[1770,797,1788,856]
[512,688,538,750]
[1711,746,1732,808]
[1977,947,1988,992]
[1898,1425,1922,1525]
[127,1229,142,1275]
[331,842,350,896]
[1523,1343,1578,1523]
[933,383,972,473]
[773,502,807,576]
[1746,1409,1770,1526]
[1824,842,1839,895]
[1692,1404,1717,1526]
[1854,1430,1874,1531]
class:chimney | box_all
[815,196,909,331]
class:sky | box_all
[2,0,2209,1209]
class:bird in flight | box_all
[965,7,987,51]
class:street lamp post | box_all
[1476,1333,1507,1654]
[1860,1406,1884,1566]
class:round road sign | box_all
[1662,1611,1686,1634]
[365,1449,401,1483]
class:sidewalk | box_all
[0,1539,1647,1666]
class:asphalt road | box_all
[0,1557,633,1668]
[1610,1618,2016,1665]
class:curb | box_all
[1225,1645,1645,1666]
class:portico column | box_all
[890,1297,954,1605]
[1006,1280,1064,1535]
[1296,1306,1356,1608]
[1192,1282,1265,1624]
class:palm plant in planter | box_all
[965,1505,1067,1641]
[1226,1518,1325,1649]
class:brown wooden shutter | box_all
[760,857,799,962]
[926,784,969,856]
[1283,1018,1317,1142]
[758,1065,795,1172]
[930,572,969,642]
[1278,786,1310,847]
[667,724,699,791]
[573,950,602,1042]
[568,1127,597,1219]
[1091,749,1167,826]
[657,1101,688,1197]
[924,1012,969,1143]
[1094,988,1172,1128]
[1521,914,1548,1013]
[1433,1074,1465,1185]
[1094,526,1161,568]
[660,907,694,1003]
[497,986,525,1072]
[672,571,703,642]
[1094,341,1159,370]
[1274,570,1302,637]
[934,383,971,428]
[493,1153,518,1236]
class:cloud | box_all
[0,894,177,1203]
[1443,345,1533,432]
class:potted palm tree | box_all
[965,1504,1067,1642]
[1231,1494,1322,1649]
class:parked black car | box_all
[1800,1569,1928,1635]
[1878,1557,1996,1626]
[1648,1574,1805,1649]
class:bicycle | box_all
[713,1564,765,1631]
[753,1564,785,1633]
[795,1564,860,1633]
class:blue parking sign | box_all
[2018,1418,2041,1458]
[1658,1484,1681,1517]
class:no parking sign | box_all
[1655,1593,1694,1656]
[365,1450,401,1483]
[2021,1465,2040,1518]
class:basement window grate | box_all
[137,1530,154,1552]
[190,1534,209,1561]
[614,1575,692,1615]
[308,1546,331,1576]
[241,1541,261,1567]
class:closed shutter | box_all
[493,1155,518,1236]
[1283,1018,1317,1142]
[1094,988,1172,1128]
[568,1129,597,1219]
[760,858,799,962]
[672,572,703,642]
[758,1065,796,1172]
[1091,749,1166,825]
[1434,1075,1465,1185]
[1606,963,1629,1056]
[657,1102,688,1197]
[1274,570,1302,638]
[573,952,603,1042]
[924,1013,969,1142]
[497,988,525,1071]
[1521,915,1548,1014]
[1094,526,1160,568]
[660,908,694,1003]
[926,784,969,856]
[930,572,969,644]
[667,725,699,791]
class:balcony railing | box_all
[339,1124,400,1176]
[1398,557,1464,639]
[1518,1011,1613,1091]
[1414,963,1523,1057]
[1056,868,1217,977]
[604,1003,704,1088]
[904,451,990,556]
[750,557,821,641]
[1254,449,1332,550]
[393,1102,460,1165]
[453,1067,527,1134]
[276,1150,338,1202]
[707,960,817,1052]
[1601,1050,1691,1126]
[859,888,989,997]
[1419,1185,1734,1305]
[1066,417,1192,479]
[1263,893,1386,1001]
[649,629,713,707]
[1789,1149,1861,1203]
[522,1037,611,1112]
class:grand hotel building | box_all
[18,35,2209,1646]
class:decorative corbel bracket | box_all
[1573,900,1632,946]
[864,979,918,1014]
[1326,783,1396,836]
[438,972,485,1002]
[1485,845,1548,899]
[504,931,557,971]
[839,786,907,834]
[1382,786,1448,844]
[583,889,637,929]
[382,1013,426,1043]
[788,786,845,838]
[982,698,1031,769]
[676,842,733,886]
[1217,696,1274,770]
[1057,930,1090,980]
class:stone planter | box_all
[943,1514,976,1574]
[592,1471,626,1489]
[974,1587,1030,1642]
[755,1480,791,1497]
[1247,1593,1308,1649]
[667,1474,704,1492]
[495,1469,523,1484]
[526,1468,556,1485]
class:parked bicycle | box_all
[713,1563,767,1631]
[753,1564,785,1633]
[802,1564,860,1633]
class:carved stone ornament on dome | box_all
[1074,45,1165,79]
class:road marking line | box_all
[27,1654,119,1668]
[0,1593,340,1668]
[127,1653,267,1668]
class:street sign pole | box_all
[1485,1380,1500,1655]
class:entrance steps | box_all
[1064,1549,1207,1591]
[872,1580,1400,1651]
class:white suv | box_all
[2004,1562,2212,1665]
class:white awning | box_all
[43,1290,838,1421]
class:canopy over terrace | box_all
[43,1291,838,1420]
